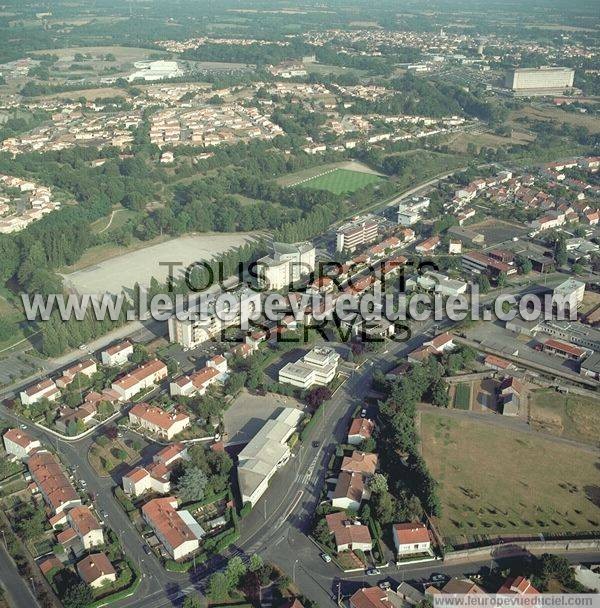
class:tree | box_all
[183,594,203,608]
[372,489,395,525]
[208,572,229,601]
[62,583,94,608]
[516,255,532,275]
[306,386,332,409]
[478,274,491,294]
[554,236,567,267]
[249,554,264,573]
[368,473,388,494]
[225,556,247,590]
[176,466,208,504]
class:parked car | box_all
[378,581,391,590]
[366,568,380,576]
[321,553,332,563]
[360,408,367,418]
[312,441,320,448]
[143,544,152,555]
[430,574,447,583]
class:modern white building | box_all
[411,271,468,297]
[237,408,303,506]
[128,60,183,83]
[507,67,575,96]
[336,217,379,252]
[101,340,133,366]
[552,279,585,315]
[397,197,430,226]
[256,241,315,290]
[278,347,340,389]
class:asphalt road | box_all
[0,542,40,608]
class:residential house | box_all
[20,378,60,406]
[141,497,203,561]
[325,512,372,553]
[350,587,393,608]
[77,553,117,588]
[128,403,190,440]
[111,359,168,401]
[101,341,133,366]
[497,576,539,595]
[3,428,41,460]
[331,471,369,511]
[68,506,104,549]
[415,236,440,255]
[340,452,378,476]
[56,359,97,389]
[393,522,431,558]
[347,418,375,446]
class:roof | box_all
[124,466,150,484]
[348,418,375,440]
[114,359,167,390]
[69,506,101,536]
[191,366,220,388]
[63,358,96,378]
[442,579,485,594]
[142,497,199,550]
[500,376,523,395]
[484,354,512,369]
[3,428,38,449]
[350,587,392,608]
[544,339,586,357]
[393,522,430,545]
[154,442,187,465]
[340,451,378,475]
[498,576,539,595]
[24,378,55,397]
[38,555,62,576]
[326,512,372,548]
[77,552,116,584]
[27,451,80,512]
[56,527,77,545]
[427,332,453,350]
[129,403,189,431]
[104,340,133,356]
[333,470,365,504]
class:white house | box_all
[393,522,431,558]
[128,403,190,440]
[20,378,60,406]
[68,506,104,550]
[3,428,41,460]
[101,340,133,366]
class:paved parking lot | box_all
[224,389,305,446]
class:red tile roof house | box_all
[325,512,372,553]
[497,576,539,595]
[67,505,104,549]
[415,236,440,255]
[27,450,81,515]
[3,428,41,460]
[393,522,432,559]
[55,358,97,389]
[340,451,378,476]
[122,443,189,498]
[347,418,375,446]
[101,340,134,366]
[128,403,190,440]
[483,354,514,372]
[19,378,60,406]
[331,471,370,511]
[423,332,454,354]
[111,359,168,401]
[142,497,203,561]
[350,586,393,608]
[76,552,116,588]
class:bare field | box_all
[61,233,256,295]
[422,411,600,546]
[470,219,529,244]
[446,130,534,153]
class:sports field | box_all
[295,168,382,195]
[421,411,600,546]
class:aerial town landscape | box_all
[0,1,598,608]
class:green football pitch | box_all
[295,168,382,195]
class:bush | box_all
[239,502,252,518]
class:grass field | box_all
[296,168,382,195]
[453,383,471,410]
[529,389,600,445]
[276,160,381,187]
[421,411,600,546]
[508,106,600,135]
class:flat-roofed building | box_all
[256,241,315,290]
[237,408,302,506]
[552,279,586,316]
[336,217,378,252]
[279,346,340,388]
[507,67,575,96]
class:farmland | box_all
[421,411,600,547]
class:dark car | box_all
[143,544,152,555]
[312,441,320,448]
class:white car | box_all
[321,553,332,563]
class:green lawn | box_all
[421,412,600,547]
[453,383,471,410]
[295,168,382,195]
